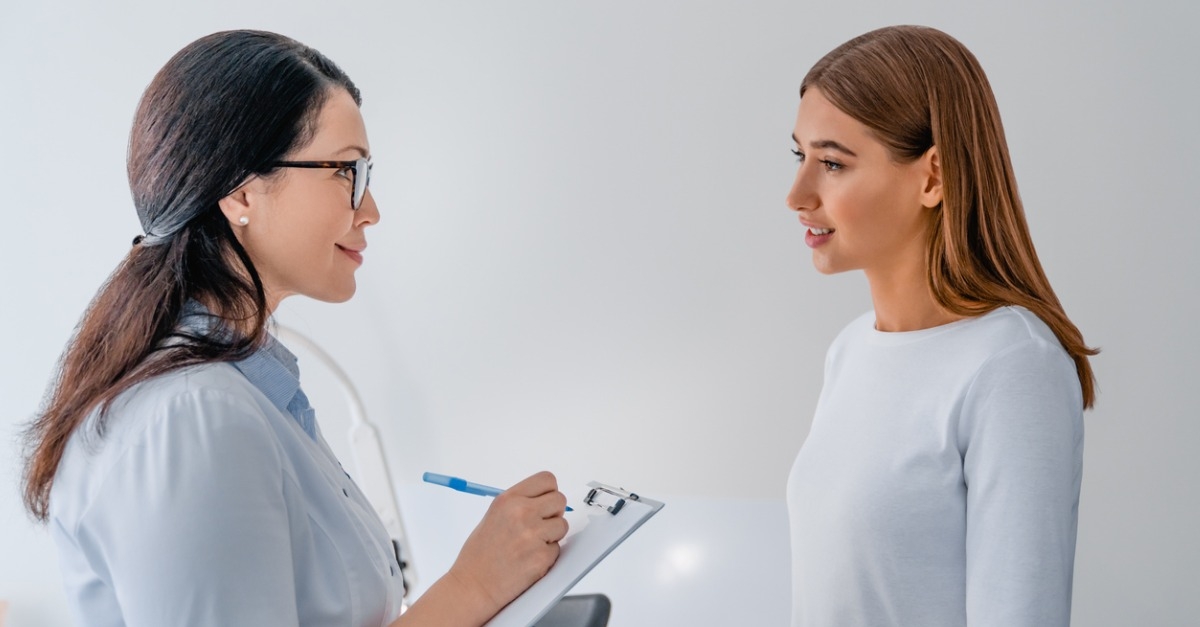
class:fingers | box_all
[490,472,568,548]
[499,471,568,519]
[531,488,570,519]
[540,513,569,544]
[489,491,568,541]
[506,470,559,498]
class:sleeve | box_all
[958,338,1085,627]
[76,388,301,627]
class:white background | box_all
[1,1,1197,625]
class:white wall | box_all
[2,1,1197,625]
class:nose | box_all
[355,188,380,227]
[786,161,819,213]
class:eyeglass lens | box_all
[353,158,372,210]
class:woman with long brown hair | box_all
[785,26,1096,626]
[22,30,567,626]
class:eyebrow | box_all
[335,145,370,158]
[791,133,858,158]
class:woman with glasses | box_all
[784,26,1096,626]
[22,30,567,626]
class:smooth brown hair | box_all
[21,30,361,521]
[802,25,1097,407]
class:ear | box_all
[919,145,943,209]
[217,179,255,228]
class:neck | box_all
[191,294,268,339]
[265,290,284,316]
[864,256,963,333]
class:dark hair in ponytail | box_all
[22,30,361,521]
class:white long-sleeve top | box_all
[787,306,1084,627]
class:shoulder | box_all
[50,363,285,528]
[825,305,1063,360]
[895,305,1076,379]
[95,363,283,457]
[965,306,1075,379]
[117,361,263,412]
[970,305,1062,347]
[958,308,1084,443]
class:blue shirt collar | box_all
[177,301,317,439]
[231,334,302,417]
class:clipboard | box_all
[485,482,665,627]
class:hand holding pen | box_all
[429,471,570,621]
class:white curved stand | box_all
[273,324,419,601]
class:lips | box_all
[798,217,835,244]
[798,217,833,233]
[336,244,364,264]
[799,219,834,248]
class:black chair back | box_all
[534,593,612,627]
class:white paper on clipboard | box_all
[485,482,665,627]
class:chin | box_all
[813,264,840,275]
[811,252,858,276]
[310,281,358,304]
[811,256,841,275]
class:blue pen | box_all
[423,472,572,511]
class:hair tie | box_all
[134,232,172,247]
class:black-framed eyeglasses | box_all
[271,157,373,210]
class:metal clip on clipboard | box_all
[583,483,641,516]
[487,482,664,627]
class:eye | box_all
[820,159,843,172]
[335,165,354,180]
[791,148,804,163]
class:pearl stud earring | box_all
[238,216,249,226]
